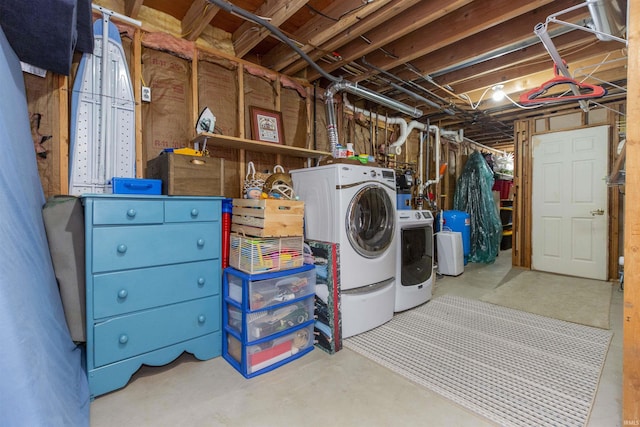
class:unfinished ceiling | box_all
[120,0,628,147]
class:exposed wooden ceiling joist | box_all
[181,0,221,42]
[260,0,394,72]
[104,0,627,147]
[232,0,308,57]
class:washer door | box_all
[346,184,395,258]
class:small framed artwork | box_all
[250,106,284,144]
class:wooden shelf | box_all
[192,133,330,159]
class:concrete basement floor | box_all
[90,249,623,427]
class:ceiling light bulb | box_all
[492,85,505,102]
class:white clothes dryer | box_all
[395,210,434,312]
[290,163,397,337]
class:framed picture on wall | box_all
[250,106,284,144]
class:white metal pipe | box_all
[418,130,424,194]
[342,93,421,151]
[342,94,443,191]
[327,83,422,155]
[424,128,440,188]
[462,136,506,156]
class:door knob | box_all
[590,209,604,216]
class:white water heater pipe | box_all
[342,94,443,193]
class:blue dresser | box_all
[82,195,223,398]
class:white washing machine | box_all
[290,163,397,338]
[395,210,434,312]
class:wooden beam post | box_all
[623,0,640,423]
[57,75,69,195]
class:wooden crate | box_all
[231,198,304,237]
[146,152,224,196]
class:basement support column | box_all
[623,0,639,422]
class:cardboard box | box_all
[146,152,224,196]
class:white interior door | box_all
[531,125,609,280]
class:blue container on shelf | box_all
[438,210,471,264]
[111,177,162,195]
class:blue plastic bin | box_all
[111,177,162,195]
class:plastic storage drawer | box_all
[227,295,314,341]
[226,264,316,310]
[224,323,314,378]
[229,234,303,274]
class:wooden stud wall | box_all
[56,75,69,195]
[624,0,639,421]
[35,14,317,199]
[512,105,624,279]
[513,119,530,269]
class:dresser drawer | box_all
[91,199,164,225]
[93,296,220,368]
[91,223,220,273]
[93,260,220,319]
[165,199,220,223]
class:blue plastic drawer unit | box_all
[222,265,316,378]
[111,177,162,195]
[82,194,224,398]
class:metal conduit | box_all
[361,56,456,115]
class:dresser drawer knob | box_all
[198,315,206,324]
[126,208,137,218]
[191,208,199,218]
[119,334,129,344]
[197,277,206,287]
[117,244,128,254]
[118,289,128,299]
[197,238,205,247]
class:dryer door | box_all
[346,184,395,258]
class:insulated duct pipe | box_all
[587,0,627,41]
[208,0,422,155]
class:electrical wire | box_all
[306,1,372,23]
[207,0,340,83]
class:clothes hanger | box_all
[519,62,606,106]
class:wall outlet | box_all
[141,86,151,102]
